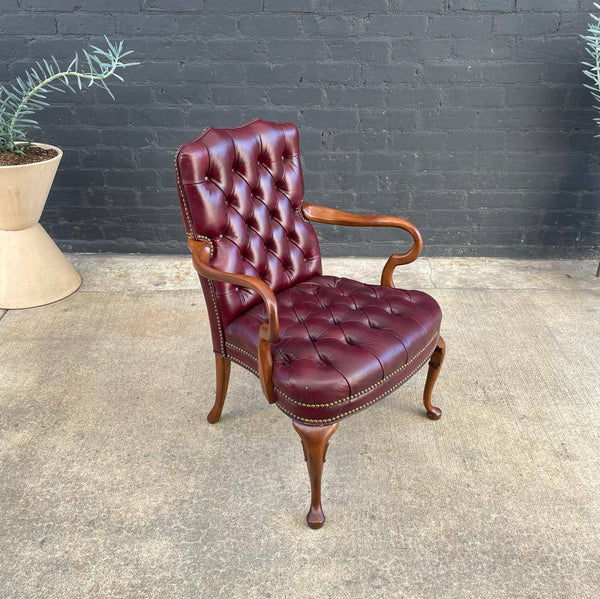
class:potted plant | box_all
[0,37,137,308]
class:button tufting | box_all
[177,121,442,427]
[225,275,440,412]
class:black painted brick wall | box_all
[2,0,599,257]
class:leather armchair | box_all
[176,119,446,528]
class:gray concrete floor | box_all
[1,255,599,599]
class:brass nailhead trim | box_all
[228,348,434,425]
[225,330,439,408]
[225,342,257,361]
[175,132,216,256]
[299,204,311,224]
[276,349,434,424]
[174,148,196,238]
[176,154,223,350]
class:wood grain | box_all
[301,201,423,288]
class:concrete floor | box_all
[1,255,599,599]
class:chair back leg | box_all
[207,355,231,424]
[423,336,446,420]
[293,421,338,529]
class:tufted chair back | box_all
[175,120,323,345]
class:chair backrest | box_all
[175,119,323,334]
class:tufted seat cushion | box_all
[224,275,442,425]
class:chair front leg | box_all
[207,354,231,424]
[293,421,338,529]
[423,336,446,420]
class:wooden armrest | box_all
[188,238,278,403]
[302,201,423,288]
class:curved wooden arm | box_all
[187,238,278,403]
[302,201,423,288]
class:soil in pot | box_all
[0,146,59,166]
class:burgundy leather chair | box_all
[175,119,445,528]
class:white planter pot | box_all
[0,143,81,309]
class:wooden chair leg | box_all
[423,336,446,421]
[293,421,338,529]
[207,354,231,424]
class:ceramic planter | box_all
[0,143,81,309]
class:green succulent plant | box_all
[0,36,137,154]
[583,3,600,137]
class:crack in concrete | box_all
[426,257,437,288]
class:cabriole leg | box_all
[207,354,231,424]
[423,336,446,421]
[292,421,338,529]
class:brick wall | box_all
[2,0,599,257]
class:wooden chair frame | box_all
[188,201,445,528]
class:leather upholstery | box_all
[176,119,443,425]
[225,276,441,424]
[176,119,322,330]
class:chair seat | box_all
[224,276,442,425]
